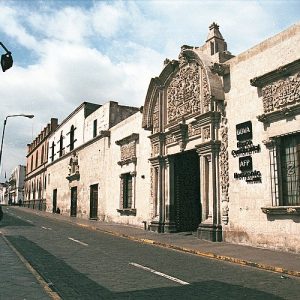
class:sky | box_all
[0,0,299,181]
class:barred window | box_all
[270,133,300,206]
[70,125,75,151]
[120,173,133,209]
[59,134,63,157]
[50,142,55,162]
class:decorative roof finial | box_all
[209,22,219,30]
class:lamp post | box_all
[0,42,13,72]
[0,114,34,175]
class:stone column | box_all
[149,156,165,233]
[196,141,222,242]
[163,155,176,232]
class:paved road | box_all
[1,207,300,299]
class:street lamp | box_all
[0,42,13,72]
[0,114,34,175]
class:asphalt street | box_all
[1,207,300,299]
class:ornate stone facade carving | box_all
[188,123,201,138]
[68,153,79,175]
[152,143,160,157]
[116,133,139,166]
[219,106,229,224]
[165,133,176,145]
[203,126,211,140]
[202,68,211,113]
[120,141,136,163]
[66,152,80,181]
[167,62,201,124]
[261,72,300,113]
[150,167,155,218]
[152,99,159,133]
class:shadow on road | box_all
[6,235,283,300]
[0,212,34,228]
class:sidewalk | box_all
[0,233,51,299]
[15,207,300,278]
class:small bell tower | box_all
[203,22,233,63]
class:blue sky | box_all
[0,0,299,180]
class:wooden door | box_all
[70,187,77,217]
[174,150,200,232]
[90,184,98,219]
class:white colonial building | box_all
[45,101,152,226]
[26,22,300,253]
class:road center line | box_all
[129,262,189,285]
[41,226,52,230]
[68,237,88,246]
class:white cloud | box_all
[92,2,125,38]
[28,6,91,44]
[0,4,40,51]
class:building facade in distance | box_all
[24,118,58,210]
[7,165,26,205]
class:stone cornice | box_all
[250,58,300,87]
[194,111,221,126]
[148,156,165,167]
[261,206,300,215]
[148,132,165,143]
[196,140,221,155]
[257,103,300,124]
[115,133,139,146]
[66,172,80,182]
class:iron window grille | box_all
[120,173,133,209]
[269,132,300,206]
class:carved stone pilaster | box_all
[149,132,165,157]
[220,125,229,224]
[202,68,211,113]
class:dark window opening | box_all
[59,134,63,157]
[93,119,97,138]
[70,125,75,151]
[51,142,55,162]
[36,151,38,168]
[122,173,133,209]
[41,145,44,164]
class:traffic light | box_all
[1,52,13,72]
